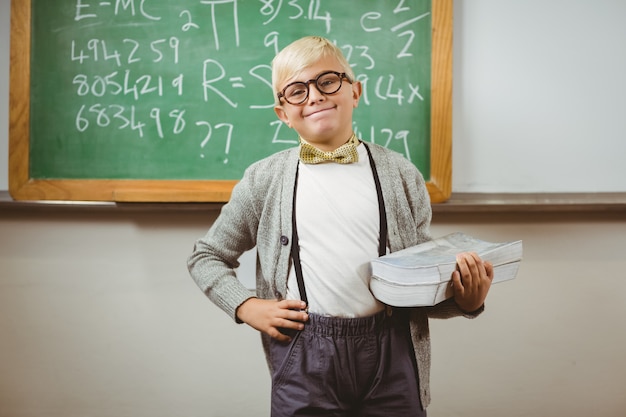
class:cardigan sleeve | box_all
[186,149,298,321]
[187,172,260,321]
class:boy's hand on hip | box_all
[451,252,494,313]
[236,298,309,342]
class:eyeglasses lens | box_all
[283,72,343,104]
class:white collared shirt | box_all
[286,143,385,317]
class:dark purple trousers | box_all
[269,308,426,417]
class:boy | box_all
[187,36,493,416]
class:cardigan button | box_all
[280,235,289,246]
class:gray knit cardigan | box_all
[187,142,481,409]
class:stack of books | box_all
[370,232,523,307]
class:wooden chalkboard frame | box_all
[9,0,452,203]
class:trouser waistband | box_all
[301,307,408,337]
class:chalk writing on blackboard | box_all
[29,0,433,180]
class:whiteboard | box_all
[2,0,626,194]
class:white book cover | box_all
[369,233,523,307]
[371,232,523,284]
[370,261,521,307]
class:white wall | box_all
[428,216,626,415]
[451,0,626,192]
[1,209,625,417]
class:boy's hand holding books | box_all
[451,252,494,313]
[370,233,522,307]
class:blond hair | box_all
[271,36,355,105]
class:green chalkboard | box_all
[10,0,452,202]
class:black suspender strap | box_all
[290,142,388,306]
[290,163,308,306]
[364,143,388,257]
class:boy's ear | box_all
[274,105,292,128]
[352,81,362,108]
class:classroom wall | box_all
[1,208,625,417]
[451,0,626,192]
[2,1,626,417]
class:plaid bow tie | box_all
[299,133,359,164]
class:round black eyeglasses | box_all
[277,71,352,105]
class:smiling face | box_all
[273,41,362,151]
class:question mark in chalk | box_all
[196,121,212,160]
[215,123,232,164]
[195,121,232,164]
